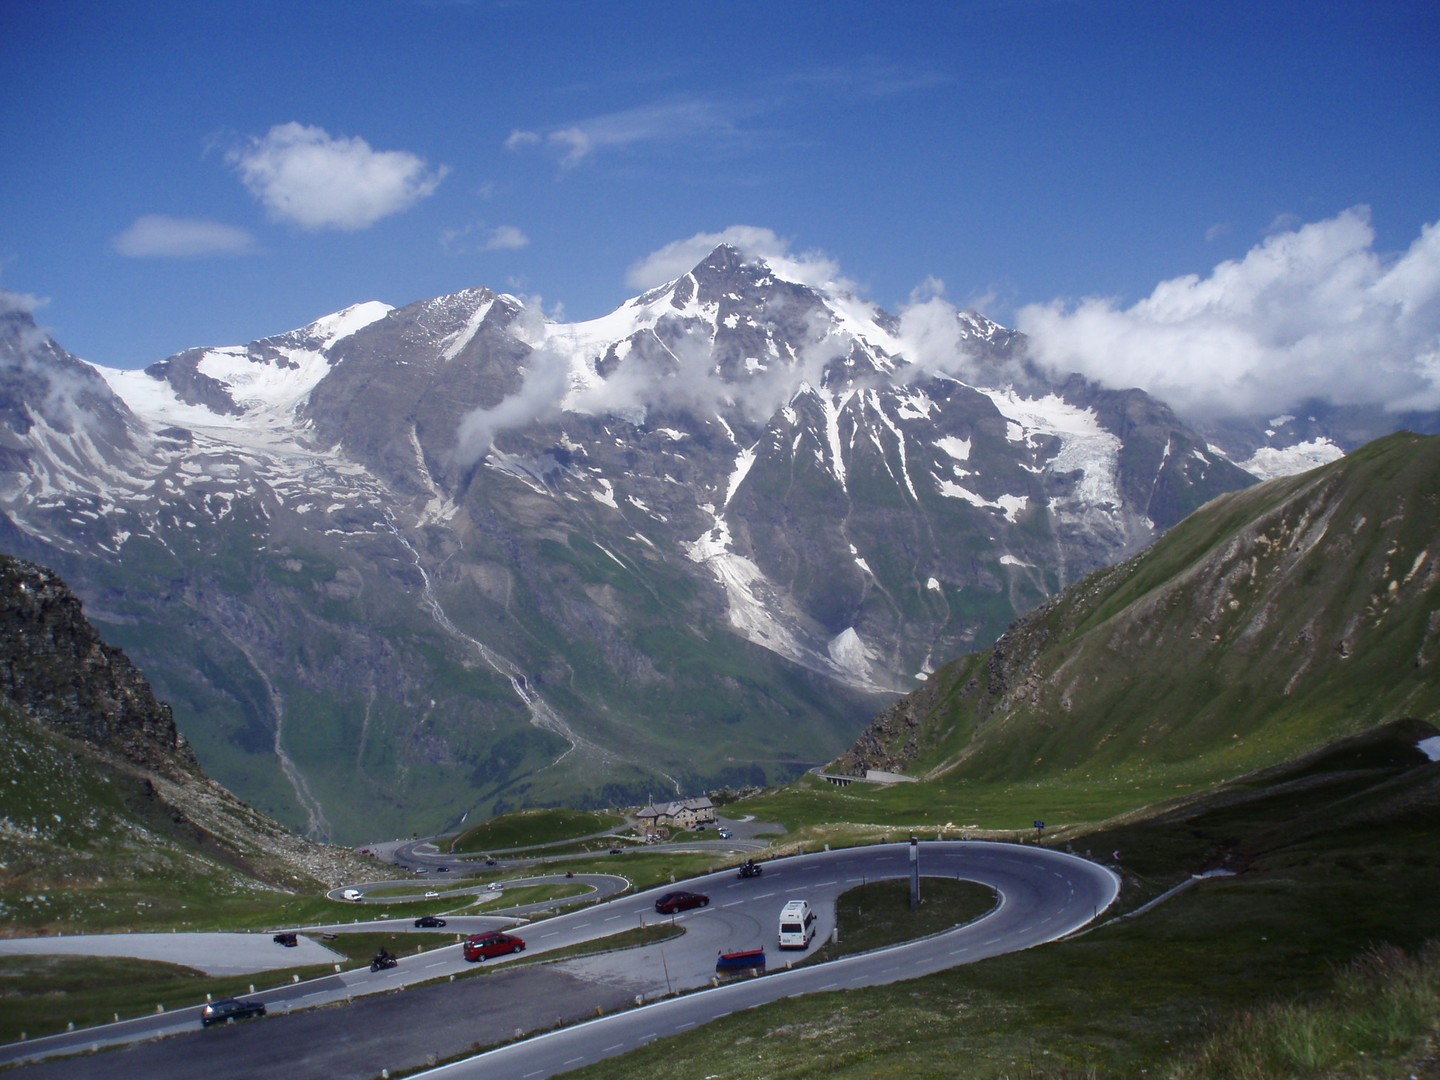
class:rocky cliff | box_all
[0,554,372,901]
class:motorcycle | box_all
[370,949,398,972]
[737,860,763,879]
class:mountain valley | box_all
[2,244,1290,841]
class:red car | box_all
[654,890,710,914]
[463,931,526,962]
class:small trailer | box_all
[715,948,766,976]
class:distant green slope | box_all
[835,431,1440,806]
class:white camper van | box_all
[341,888,362,901]
[777,899,816,950]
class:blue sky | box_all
[3,0,1438,416]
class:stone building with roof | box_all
[635,796,716,837]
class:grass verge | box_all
[799,877,997,966]
[450,809,626,853]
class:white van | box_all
[777,899,817,950]
[341,888,362,901]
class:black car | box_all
[272,932,298,947]
[414,915,447,928]
[201,998,266,1027]
[654,890,710,914]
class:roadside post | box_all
[909,834,920,911]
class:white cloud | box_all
[453,307,568,467]
[112,215,256,258]
[503,129,541,152]
[0,288,46,316]
[897,284,968,370]
[482,225,529,252]
[440,222,530,255]
[226,122,447,231]
[505,99,742,168]
[448,212,1440,471]
[625,226,851,295]
[1015,208,1440,417]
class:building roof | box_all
[637,796,714,819]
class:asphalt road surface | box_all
[2,842,1118,1078]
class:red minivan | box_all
[463,931,526,962]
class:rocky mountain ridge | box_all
[0,244,1409,841]
[0,554,196,777]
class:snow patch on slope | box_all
[309,301,392,348]
[441,298,496,360]
[1239,439,1345,481]
[686,504,890,692]
[988,390,1122,507]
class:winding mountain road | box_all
[415,841,1119,1079]
[1,842,1117,1078]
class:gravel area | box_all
[0,933,343,976]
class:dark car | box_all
[272,932,298,947]
[654,890,710,914]
[463,931,526,962]
[201,998,266,1027]
[414,915,447,928]
[436,866,450,872]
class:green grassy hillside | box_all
[828,432,1440,828]
[0,700,382,936]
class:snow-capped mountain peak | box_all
[7,247,1409,843]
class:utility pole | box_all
[909,834,920,911]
